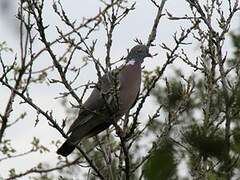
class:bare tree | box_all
[0,0,239,179]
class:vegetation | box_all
[0,0,240,179]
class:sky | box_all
[0,0,239,179]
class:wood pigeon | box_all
[57,45,152,156]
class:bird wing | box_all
[130,90,140,109]
[67,70,121,134]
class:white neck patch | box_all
[126,59,136,66]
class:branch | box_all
[5,157,80,180]
[127,21,199,139]
[147,0,167,47]
[0,79,106,180]
[26,0,122,68]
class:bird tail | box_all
[57,141,75,157]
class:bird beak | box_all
[146,52,152,58]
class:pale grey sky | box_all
[0,0,239,179]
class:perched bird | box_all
[57,44,152,156]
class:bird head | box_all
[126,45,152,63]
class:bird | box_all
[57,44,152,156]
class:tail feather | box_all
[57,141,75,157]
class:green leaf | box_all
[167,80,183,107]
[8,168,16,177]
[0,41,13,52]
[144,139,176,180]
[183,125,226,160]
[208,172,217,180]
